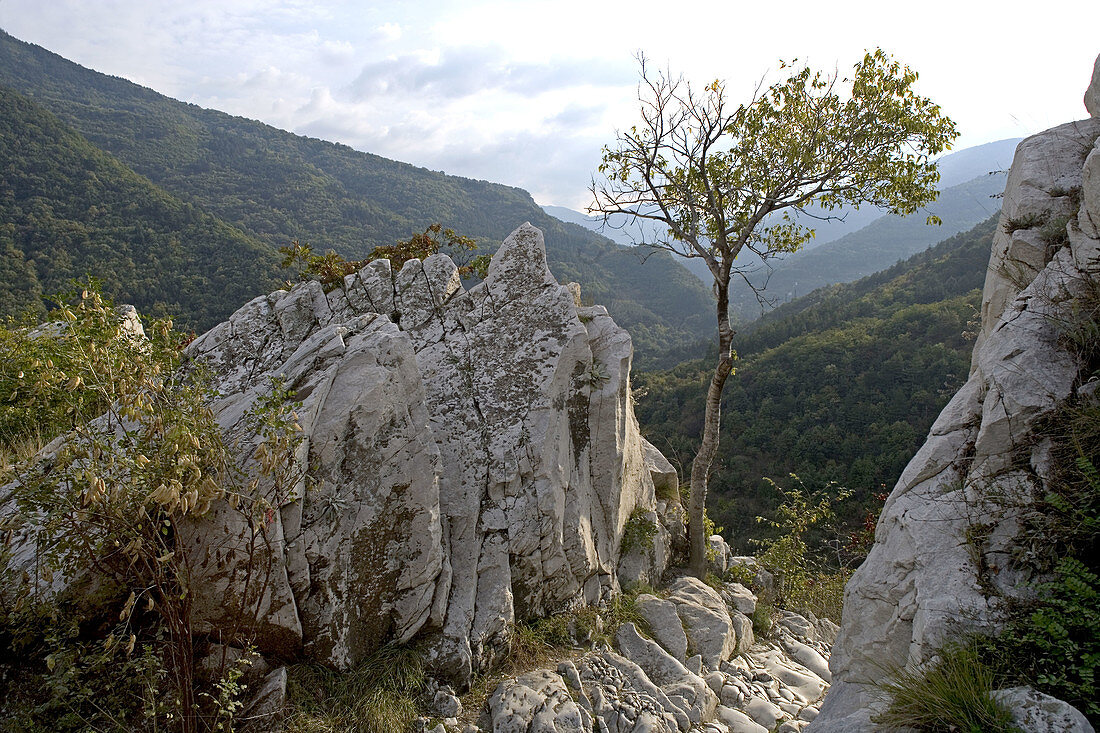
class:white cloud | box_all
[1,0,1098,207]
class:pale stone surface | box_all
[811,90,1100,732]
[184,310,444,665]
[993,687,1095,733]
[1086,53,1100,118]
[635,594,690,662]
[485,670,591,733]
[715,706,769,733]
[975,117,1100,354]
[176,223,677,679]
[239,666,287,733]
[667,576,737,671]
[616,623,718,726]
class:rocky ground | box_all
[417,568,837,733]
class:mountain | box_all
[0,30,713,359]
[726,170,1007,320]
[634,214,998,550]
[0,85,278,327]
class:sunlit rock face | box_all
[185,223,677,683]
[809,66,1100,733]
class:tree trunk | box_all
[688,276,735,578]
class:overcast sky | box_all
[1,0,1097,209]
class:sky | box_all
[1,0,1097,210]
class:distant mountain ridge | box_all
[0,30,713,360]
[544,139,1016,321]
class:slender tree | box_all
[591,49,958,577]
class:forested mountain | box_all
[727,172,1006,320]
[635,215,998,550]
[0,30,713,358]
[0,86,277,327]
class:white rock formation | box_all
[810,63,1100,733]
[478,579,832,733]
[182,223,677,683]
[1086,53,1100,118]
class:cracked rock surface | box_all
[183,223,677,682]
[476,578,833,733]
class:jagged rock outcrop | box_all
[809,57,1100,732]
[182,223,677,683]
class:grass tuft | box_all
[873,642,1019,733]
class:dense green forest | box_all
[0,86,279,328]
[635,215,998,551]
[0,31,712,359]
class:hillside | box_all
[726,171,1007,320]
[545,149,1011,317]
[0,31,713,358]
[0,86,278,328]
[634,215,998,549]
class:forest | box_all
[635,215,998,552]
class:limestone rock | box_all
[993,687,1094,733]
[667,576,737,671]
[716,706,769,733]
[485,670,591,733]
[615,623,718,726]
[1086,53,1100,118]
[635,594,690,662]
[176,223,676,681]
[975,117,1100,353]
[184,311,444,665]
[239,666,287,733]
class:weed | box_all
[620,508,658,555]
[873,642,1018,732]
[284,643,426,733]
[751,603,774,639]
[1002,211,1045,234]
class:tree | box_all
[591,49,958,578]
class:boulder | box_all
[635,594,690,662]
[484,670,591,733]
[615,623,718,726]
[667,576,737,671]
[178,223,677,681]
[993,687,1094,733]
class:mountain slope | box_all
[727,171,1005,320]
[0,85,279,329]
[0,30,713,359]
[634,215,998,549]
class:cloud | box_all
[344,45,627,101]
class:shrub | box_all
[620,507,658,555]
[976,557,1100,721]
[754,474,852,621]
[0,287,303,733]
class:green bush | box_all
[620,508,658,555]
[754,474,852,621]
[976,557,1100,721]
